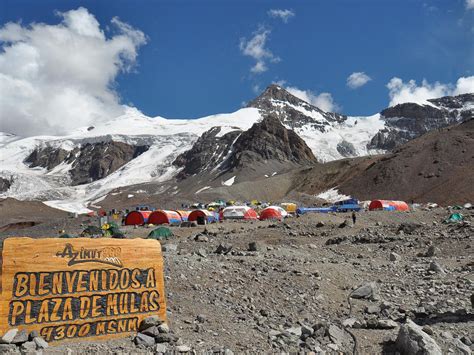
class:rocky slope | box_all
[338,118,474,204]
[369,93,473,150]
[25,142,149,185]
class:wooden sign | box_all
[0,237,166,344]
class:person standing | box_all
[352,211,357,225]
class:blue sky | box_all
[1,0,473,125]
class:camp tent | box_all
[369,200,409,212]
[444,213,463,223]
[124,211,152,225]
[281,203,297,214]
[176,210,190,222]
[260,206,287,221]
[188,209,218,224]
[148,226,173,239]
[222,206,259,220]
[148,210,182,225]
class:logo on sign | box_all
[56,243,123,267]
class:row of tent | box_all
[124,206,288,226]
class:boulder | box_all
[134,333,155,347]
[395,320,442,355]
[351,282,379,300]
[0,329,18,344]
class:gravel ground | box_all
[0,207,473,354]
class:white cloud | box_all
[0,7,146,137]
[286,86,340,112]
[466,0,474,10]
[387,76,474,106]
[239,27,279,74]
[268,9,295,23]
[346,72,372,89]
[453,76,474,95]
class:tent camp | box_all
[148,210,182,225]
[124,211,152,225]
[188,209,219,225]
[148,226,173,239]
[221,206,259,220]
[260,206,287,221]
[369,200,409,211]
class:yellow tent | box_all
[281,203,297,213]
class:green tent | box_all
[444,213,463,223]
[148,226,173,240]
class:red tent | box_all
[369,200,409,211]
[259,206,284,221]
[148,210,182,225]
[124,211,151,225]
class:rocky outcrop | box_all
[369,93,473,150]
[225,115,317,170]
[173,115,317,181]
[173,127,241,180]
[337,140,357,157]
[0,177,12,193]
[25,142,149,185]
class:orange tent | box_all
[148,210,182,225]
[124,211,152,225]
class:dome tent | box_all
[124,211,152,225]
[222,206,259,220]
[369,200,409,211]
[148,210,182,225]
[148,226,173,240]
[260,206,287,221]
[188,209,219,225]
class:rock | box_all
[162,244,178,252]
[139,315,163,331]
[351,282,379,300]
[33,336,48,349]
[11,330,28,345]
[215,243,232,255]
[134,333,155,347]
[342,318,358,328]
[450,338,472,355]
[155,343,168,353]
[316,221,325,227]
[248,241,260,252]
[376,319,398,329]
[155,333,176,343]
[339,220,350,228]
[398,222,421,234]
[158,323,170,334]
[327,324,347,345]
[194,234,209,242]
[0,329,18,344]
[28,331,39,341]
[20,341,36,352]
[425,245,440,257]
[366,305,381,314]
[429,260,446,274]
[390,252,401,262]
[196,248,207,258]
[395,319,442,355]
[196,314,207,323]
[176,345,192,352]
[0,344,17,352]
[142,326,160,337]
[300,323,314,336]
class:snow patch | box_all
[316,188,351,203]
[222,176,236,186]
[195,186,211,194]
[43,200,92,214]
